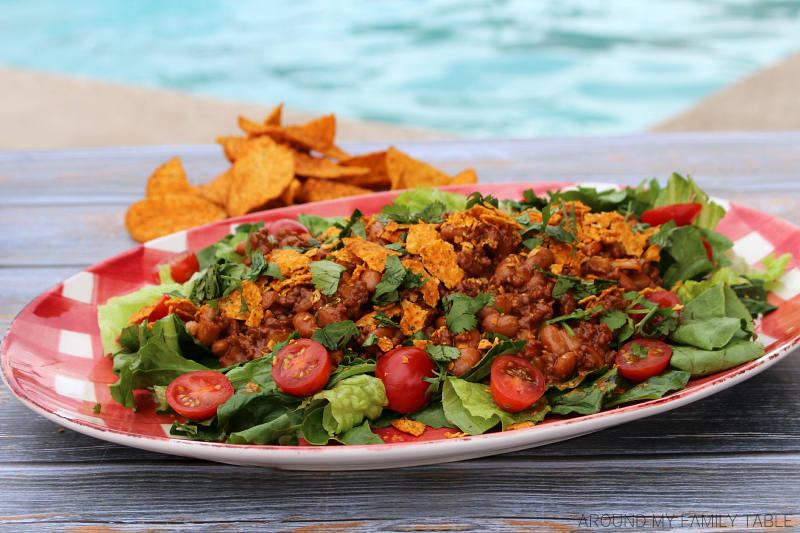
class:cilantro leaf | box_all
[383,242,406,254]
[600,309,628,331]
[630,343,649,359]
[380,200,447,224]
[442,292,495,334]
[372,255,406,305]
[310,260,347,296]
[426,344,462,362]
[503,189,548,212]
[244,250,284,282]
[311,321,360,351]
[546,305,603,327]
[465,192,499,209]
[374,311,399,328]
[536,267,618,300]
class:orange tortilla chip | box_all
[449,168,478,185]
[339,151,391,189]
[280,178,303,206]
[219,281,264,327]
[293,151,370,179]
[198,169,233,207]
[405,224,440,254]
[216,136,247,163]
[125,194,227,243]
[144,157,198,198]
[418,239,465,289]
[298,178,371,203]
[264,103,282,126]
[391,418,426,437]
[343,237,401,272]
[402,259,439,307]
[386,147,453,190]
[269,249,310,278]
[227,136,295,217]
[165,298,201,322]
[400,300,428,336]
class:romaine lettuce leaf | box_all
[604,370,690,408]
[669,338,764,377]
[390,187,467,213]
[651,173,725,230]
[311,374,388,436]
[97,281,188,356]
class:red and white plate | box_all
[3,182,800,470]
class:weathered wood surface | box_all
[1,132,800,532]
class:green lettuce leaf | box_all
[546,367,620,415]
[604,370,690,408]
[97,280,188,356]
[651,173,725,230]
[312,374,388,436]
[676,267,746,304]
[747,252,792,291]
[297,213,347,238]
[669,338,764,377]
[390,187,467,214]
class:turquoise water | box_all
[2,0,800,137]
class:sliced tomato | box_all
[376,347,436,413]
[268,219,310,237]
[151,251,199,284]
[130,294,171,325]
[701,236,713,262]
[490,355,545,412]
[615,339,672,383]
[271,339,332,396]
[166,370,234,420]
[641,203,702,227]
[631,290,680,341]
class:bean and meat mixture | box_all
[184,198,665,386]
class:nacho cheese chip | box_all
[227,136,295,217]
[298,178,372,203]
[125,194,227,243]
[343,237,401,272]
[198,169,233,207]
[405,224,440,255]
[339,151,392,189]
[387,147,453,190]
[418,239,465,289]
[293,151,369,179]
[145,157,198,198]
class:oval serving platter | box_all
[3,181,800,471]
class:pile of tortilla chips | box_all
[125,104,478,242]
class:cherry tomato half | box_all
[615,339,672,383]
[640,203,702,227]
[490,355,546,412]
[376,347,436,413]
[701,236,713,262]
[268,219,310,237]
[166,370,234,420]
[631,290,681,341]
[130,294,171,325]
[150,251,199,284]
[271,339,332,396]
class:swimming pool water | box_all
[2,0,800,137]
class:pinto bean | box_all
[293,312,318,338]
[455,329,481,348]
[448,347,482,376]
[554,351,577,380]
[359,269,383,292]
[317,304,347,327]
[481,314,520,337]
[539,325,580,356]
[525,248,555,271]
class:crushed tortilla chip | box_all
[270,273,314,294]
[269,249,310,278]
[400,300,428,336]
[125,194,227,243]
[227,136,295,217]
[144,157,198,198]
[405,224,440,254]
[412,339,429,351]
[377,337,394,352]
[343,237,401,272]
[445,432,468,439]
[507,421,535,431]
[417,239,465,289]
[402,259,440,307]
[165,298,201,322]
[477,337,498,350]
[391,418,426,437]
[219,280,264,327]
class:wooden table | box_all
[2,132,800,532]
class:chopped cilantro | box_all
[536,267,618,299]
[92,403,101,414]
[362,333,379,347]
[310,260,347,296]
[465,191,499,209]
[311,320,360,351]
[442,292,495,334]
[426,344,461,362]
[374,311,399,328]
[383,242,406,254]
[600,309,628,331]
[546,305,603,327]
[630,343,650,359]
[372,255,406,305]
[244,250,284,282]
